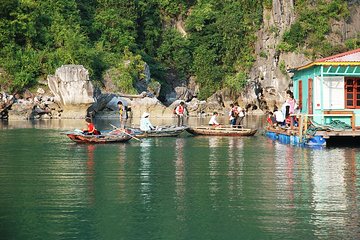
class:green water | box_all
[0,119,359,239]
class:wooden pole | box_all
[299,114,303,143]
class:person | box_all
[273,107,285,126]
[118,101,128,128]
[175,101,186,127]
[285,91,297,127]
[235,103,245,128]
[266,112,276,126]
[83,117,100,135]
[140,112,155,132]
[286,90,296,115]
[229,103,236,127]
[209,112,220,127]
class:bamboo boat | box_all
[63,129,132,143]
[186,126,257,136]
[130,126,188,138]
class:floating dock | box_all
[265,114,359,146]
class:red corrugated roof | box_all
[296,48,360,70]
[316,48,360,62]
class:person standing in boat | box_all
[229,103,236,127]
[234,103,245,128]
[118,101,128,129]
[209,112,220,127]
[83,117,100,135]
[140,112,155,132]
[175,101,186,127]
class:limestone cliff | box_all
[247,0,360,111]
[47,65,95,106]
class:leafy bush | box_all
[263,0,272,9]
[345,34,360,50]
[279,0,350,58]
[223,72,247,94]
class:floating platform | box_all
[265,128,326,146]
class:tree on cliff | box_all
[0,0,355,101]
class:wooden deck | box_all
[316,129,360,138]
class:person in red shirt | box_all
[83,117,100,135]
[175,101,186,126]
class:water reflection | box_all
[117,143,127,202]
[209,137,220,197]
[227,138,244,201]
[311,148,359,237]
[2,122,360,239]
[139,139,152,204]
[273,142,296,229]
[174,138,186,221]
[86,145,95,205]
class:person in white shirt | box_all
[273,107,285,126]
[140,112,155,131]
[235,103,245,128]
[209,112,220,126]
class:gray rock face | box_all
[47,65,95,106]
[248,1,360,110]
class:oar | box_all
[110,124,142,142]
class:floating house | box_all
[266,48,360,146]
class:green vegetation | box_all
[345,33,360,50]
[279,60,287,75]
[278,0,350,58]
[0,0,264,99]
[0,0,355,100]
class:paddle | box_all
[110,124,142,142]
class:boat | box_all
[63,129,132,143]
[186,126,257,136]
[130,125,188,138]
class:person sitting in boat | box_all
[83,117,100,135]
[273,107,285,126]
[209,112,220,127]
[140,112,155,132]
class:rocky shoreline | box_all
[0,65,265,121]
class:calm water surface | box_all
[0,117,359,239]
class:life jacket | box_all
[87,122,100,135]
[232,106,238,117]
[177,105,184,114]
[285,116,291,124]
[267,117,273,124]
[87,122,95,133]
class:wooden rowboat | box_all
[64,129,132,143]
[130,126,188,138]
[186,126,257,136]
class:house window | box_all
[345,77,360,108]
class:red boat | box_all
[64,129,132,143]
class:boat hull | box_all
[65,130,131,143]
[131,126,188,138]
[186,127,257,136]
